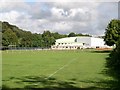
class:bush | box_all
[107,38,120,79]
[105,38,120,90]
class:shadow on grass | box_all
[103,56,120,90]
[79,78,119,90]
[91,50,112,53]
[2,75,114,90]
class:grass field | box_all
[2,50,113,89]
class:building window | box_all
[77,47,80,49]
[96,46,99,48]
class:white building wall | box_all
[77,37,91,48]
[91,38,105,48]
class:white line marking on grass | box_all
[45,57,78,79]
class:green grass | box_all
[2,50,113,89]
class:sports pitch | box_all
[2,50,113,89]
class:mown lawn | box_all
[2,50,113,89]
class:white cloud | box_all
[1,11,21,23]
[68,8,91,21]
[36,0,119,2]
[0,10,32,24]
[51,7,65,19]
[53,21,72,31]
[0,1,30,12]
[0,1,118,35]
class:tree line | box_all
[0,21,91,49]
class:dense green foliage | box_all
[2,50,112,89]
[104,19,120,46]
[1,22,54,48]
[0,21,91,48]
[105,19,120,89]
[68,32,76,37]
[107,38,120,78]
[68,32,91,37]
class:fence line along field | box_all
[2,50,113,89]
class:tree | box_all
[31,33,42,47]
[105,19,120,89]
[42,31,55,48]
[104,19,120,46]
[68,32,76,37]
[0,32,2,48]
[107,38,120,81]
[0,21,2,32]
[2,29,18,46]
[20,31,33,47]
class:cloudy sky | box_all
[0,0,119,36]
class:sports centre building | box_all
[51,36,111,50]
